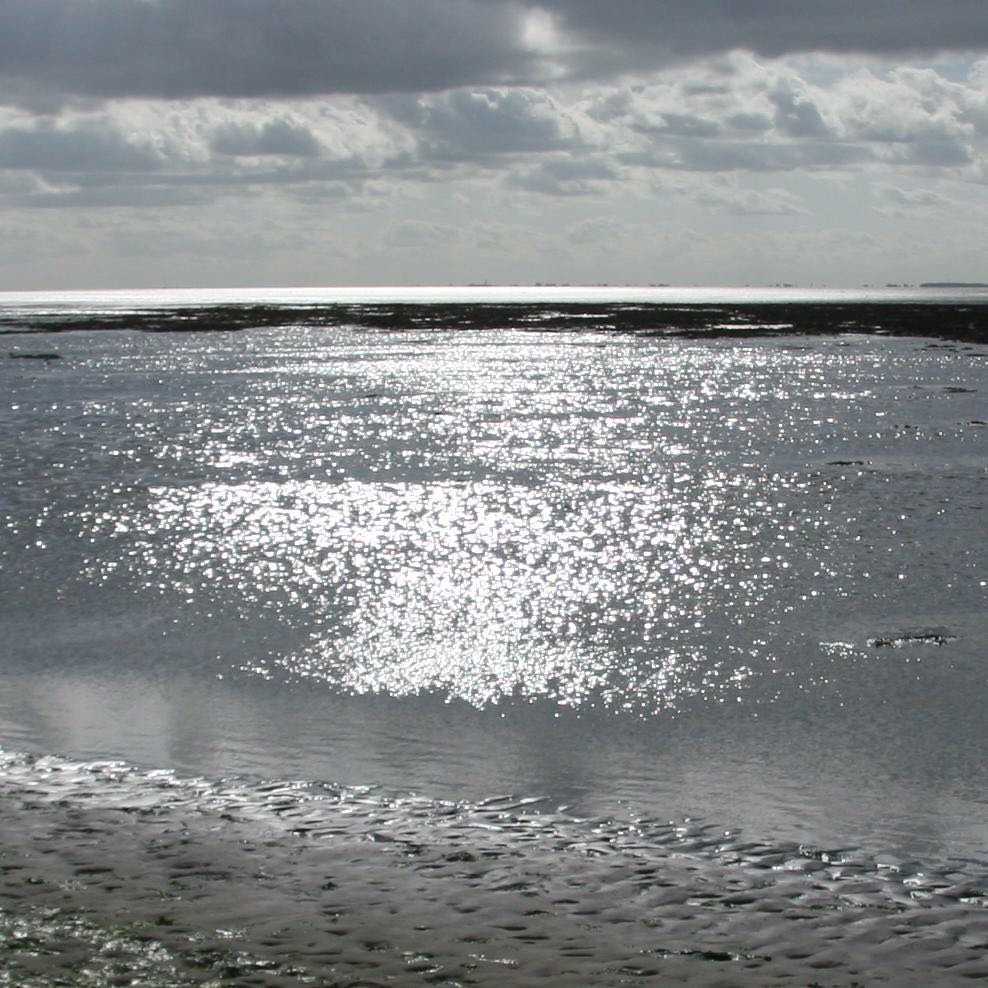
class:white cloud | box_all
[832,69,974,144]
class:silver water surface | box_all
[1,326,987,866]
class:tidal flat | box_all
[2,289,987,984]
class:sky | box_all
[4,1,988,289]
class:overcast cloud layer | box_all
[3,1,988,288]
[4,1,988,103]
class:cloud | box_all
[10,185,208,210]
[878,185,950,208]
[581,55,847,165]
[674,139,872,172]
[726,111,774,133]
[689,181,806,215]
[0,217,88,264]
[566,217,626,244]
[0,122,160,172]
[211,118,322,157]
[897,138,972,166]
[0,96,427,213]
[872,185,952,221]
[4,1,988,113]
[4,49,986,227]
[4,8,988,299]
[832,69,975,144]
[0,0,537,106]
[636,112,722,139]
[385,220,460,249]
[541,1,988,62]
[465,220,553,254]
[378,88,584,159]
[506,155,618,195]
[769,82,832,139]
[580,54,988,179]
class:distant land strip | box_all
[919,282,988,288]
[2,302,987,344]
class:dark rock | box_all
[868,628,957,648]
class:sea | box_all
[1,285,987,985]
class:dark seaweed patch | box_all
[3,300,988,343]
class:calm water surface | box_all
[1,319,987,871]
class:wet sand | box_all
[2,751,988,986]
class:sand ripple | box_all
[2,750,987,985]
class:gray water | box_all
[2,319,987,873]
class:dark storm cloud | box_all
[0,0,532,104]
[3,1,988,109]
[541,1,988,60]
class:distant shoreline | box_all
[920,282,988,288]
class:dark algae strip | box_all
[3,301,988,342]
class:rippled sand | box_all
[2,752,987,987]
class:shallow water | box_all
[1,312,988,980]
